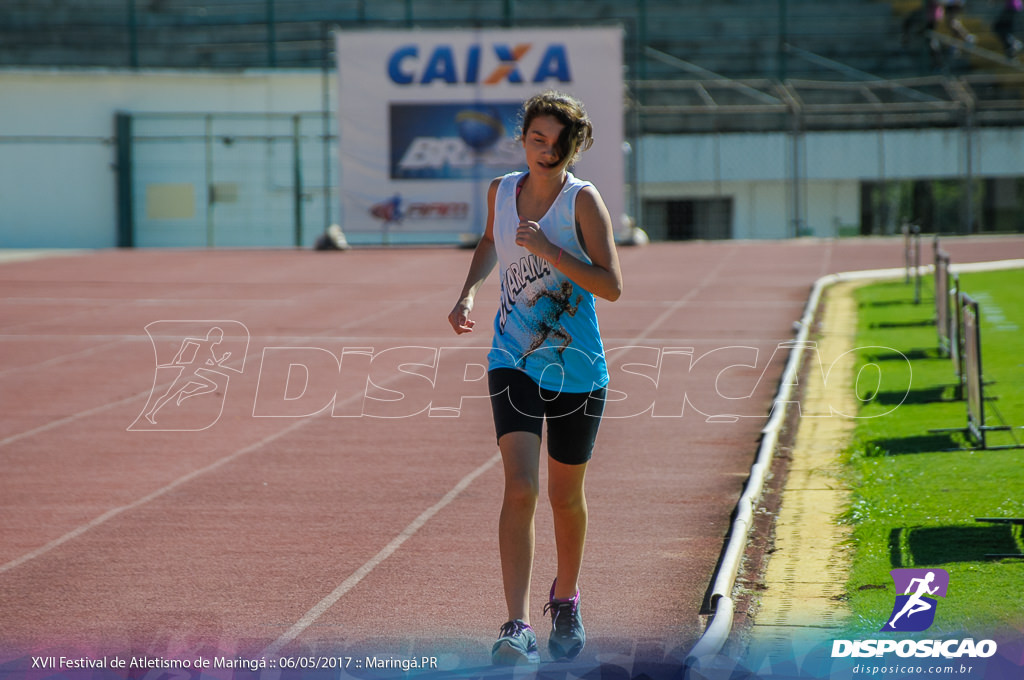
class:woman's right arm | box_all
[448,178,501,334]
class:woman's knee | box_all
[499,431,541,507]
[548,458,588,513]
[504,473,540,508]
[548,484,586,515]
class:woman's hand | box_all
[448,298,476,334]
[515,220,557,261]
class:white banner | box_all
[336,27,625,244]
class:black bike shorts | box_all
[487,367,606,466]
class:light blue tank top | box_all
[487,171,609,393]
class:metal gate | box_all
[120,112,336,248]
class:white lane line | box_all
[260,249,743,653]
[0,334,407,568]
[0,417,310,575]
[262,450,502,657]
[613,243,739,352]
[0,297,424,450]
[0,338,129,380]
[0,386,154,449]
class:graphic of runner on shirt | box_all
[521,280,583,367]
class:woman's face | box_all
[522,114,568,176]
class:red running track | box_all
[1,236,1021,676]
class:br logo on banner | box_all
[880,568,950,632]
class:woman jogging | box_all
[447,91,622,665]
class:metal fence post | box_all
[963,97,975,234]
[638,0,647,81]
[787,91,803,237]
[267,0,277,67]
[913,225,921,305]
[127,0,139,68]
[205,114,215,248]
[777,0,788,80]
[322,24,335,233]
[115,112,135,247]
[293,115,304,247]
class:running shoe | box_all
[544,579,585,660]
[491,619,540,666]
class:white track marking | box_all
[0,338,129,379]
[0,387,155,449]
[258,251,743,652]
[0,332,410,567]
[0,294,426,450]
[262,451,502,657]
[617,244,739,349]
[0,417,310,575]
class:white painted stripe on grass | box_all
[262,450,502,658]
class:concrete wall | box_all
[2,68,1022,247]
[639,128,1024,239]
[639,179,861,240]
[0,68,328,248]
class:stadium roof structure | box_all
[633,58,1024,134]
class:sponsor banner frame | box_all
[336,27,625,244]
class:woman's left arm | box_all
[518,185,622,301]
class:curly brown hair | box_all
[520,90,594,169]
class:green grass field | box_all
[840,267,1024,637]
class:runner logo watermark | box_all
[126,322,913,426]
[128,321,250,432]
[881,568,949,633]
[832,568,998,662]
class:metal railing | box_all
[4,0,1012,82]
